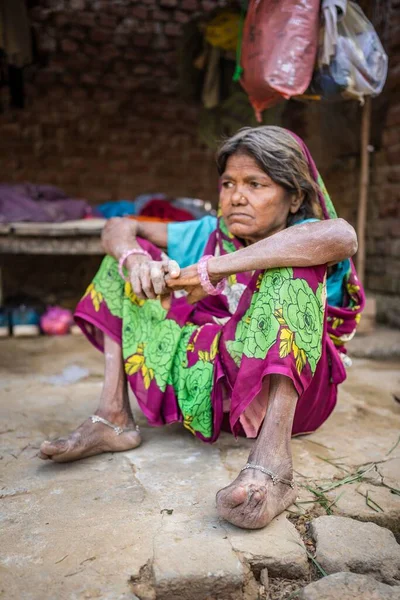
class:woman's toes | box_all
[39,439,69,457]
[37,450,50,460]
[247,486,265,507]
[217,484,248,509]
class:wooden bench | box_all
[0,220,106,255]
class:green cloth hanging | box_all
[233,1,246,82]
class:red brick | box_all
[153,35,169,50]
[175,10,190,23]
[93,89,112,102]
[70,88,88,100]
[82,43,99,57]
[99,44,119,60]
[99,14,118,28]
[110,159,129,173]
[79,12,96,27]
[382,126,400,147]
[152,9,169,21]
[390,219,400,237]
[134,64,150,75]
[70,0,86,9]
[386,104,400,127]
[134,34,152,47]
[116,17,138,34]
[61,38,79,53]
[102,75,120,88]
[92,0,108,11]
[69,27,86,40]
[387,166,400,183]
[202,0,217,11]
[54,13,69,28]
[131,6,148,20]
[113,34,129,47]
[160,0,178,6]
[181,0,198,10]
[387,143,400,165]
[80,73,99,86]
[91,28,110,43]
[164,23,181,36]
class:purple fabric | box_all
[0,183,91,223]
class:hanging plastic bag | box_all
[239,0,320,121]
[311,0,388,102]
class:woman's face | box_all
[219,152,302,243]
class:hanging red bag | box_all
[240,0,320,121]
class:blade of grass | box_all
[381,482,400,496]
[304,439,334,450]
[316,455,351,473]
[366,490,384,513]
[295,542,328,578]
[304,485,333,515]
[386,434,400,457]
[319,463,376,492]
[327,490,345,510]
[356,489,385,513]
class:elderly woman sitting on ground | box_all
[39,126,364,530]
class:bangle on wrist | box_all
[118,248,151,281]
[197,255,226,295]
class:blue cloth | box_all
[167,216,347,307]
[96,200,137,218]
[167,216,217,269]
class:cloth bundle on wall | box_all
[179,4,286,148]
[0,0,32,109]
[308,0,388,102]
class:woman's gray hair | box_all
[216,126,322,224]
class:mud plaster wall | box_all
[0,0,399,325]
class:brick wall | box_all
[0,0,225,204]
[366,1,400,327]
[0,0,399,325]
[0,0,362,208]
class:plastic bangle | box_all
[197,255,226,296]
[118,248,152,281]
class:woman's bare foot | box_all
[216,458,297,529]
[38,411,141,463]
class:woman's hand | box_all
[126,255,180,300]
[166,263,224,304]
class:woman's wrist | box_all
[207,256,229,284]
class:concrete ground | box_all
[1,331,400,600]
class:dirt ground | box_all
[1,332,399,600]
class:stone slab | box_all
[310,516,400,584]
[152,519,244,600]
[227,513,309,579]
[299,572,400,600]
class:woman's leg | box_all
[39,334,141,463]
[216,374,297,529]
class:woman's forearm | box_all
[208,219,357,280]
[101,218,168,260]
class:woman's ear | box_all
[289,192,305,214]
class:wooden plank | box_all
[0,224,11,234]
[6,218,106,237]
[0,235,104,255]
[356,97,372,285]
